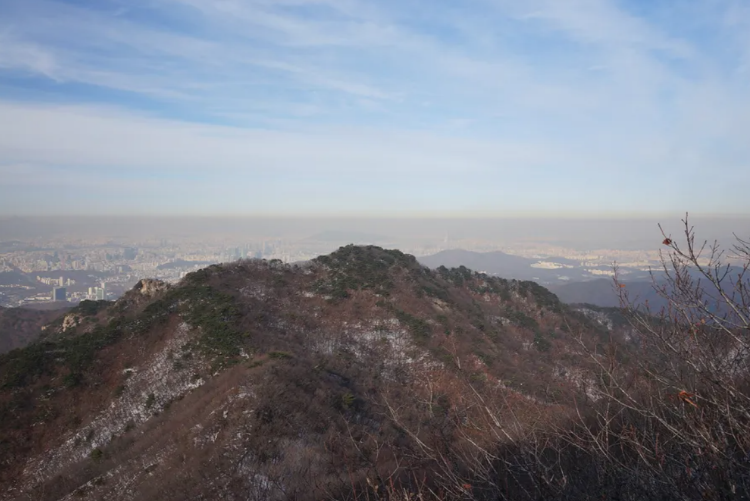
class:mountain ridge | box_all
[0,244,743,500]
[1,245,620,500]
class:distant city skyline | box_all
[1,1,749,216]
[1,213,748,308]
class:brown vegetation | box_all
[0,221,747,500]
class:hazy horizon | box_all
[2,214,747,249]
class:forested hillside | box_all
[0,236,747,500]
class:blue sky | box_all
[0,0,748,216]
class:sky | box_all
[0,0,748,217]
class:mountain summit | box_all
[0,245,745,500]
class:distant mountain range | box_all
[548,278,663,308]
[418,248,745,312]
[418,249,538,279]
[417,249,666,308]
[418,249,654,285]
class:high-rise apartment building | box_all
[52,287,67,302]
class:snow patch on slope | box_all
[22,322,206,489]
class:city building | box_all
[52,287,67,302]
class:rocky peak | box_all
[133,278,169,298]
[0,246,636,500]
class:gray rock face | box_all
[135,279,169,298]
[61,313,81,332]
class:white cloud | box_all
[0,35,62,81]
[0,101,563,177]
[511,0,693,56]
[0,0,749,215]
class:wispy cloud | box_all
[0,0,748,215]
[509,0,693,56]
[0,101,560,175]
[0,35,61,81]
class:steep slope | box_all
[548,278,664,307]
[0,306,69,354]
[0,246,634,500]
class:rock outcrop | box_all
[134,278,169,298]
